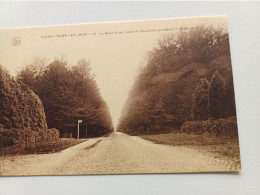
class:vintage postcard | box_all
[0,16,241,176]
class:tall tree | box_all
[0,64,47,132]
[191,78,210,120]
[208,70,225,119]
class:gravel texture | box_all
[0,132,240,176]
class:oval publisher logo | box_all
[12,37,21,46]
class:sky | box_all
[0,16,227,128]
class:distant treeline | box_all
[0,58,113,146]
[117,25,237,136]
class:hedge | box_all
[0,124,60,147]
[181,117,238,137]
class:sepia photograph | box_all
[0,15,241,176]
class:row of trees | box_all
[117,25,237,135]
[17,58,114,137]
[1,57,113,148]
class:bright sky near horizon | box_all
[0,16,227,128]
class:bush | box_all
[14,128,60,144]
[0,124,60,149]
[46,128,60,142]
[0,127,37,147]
[61,132,72,138]
[181,117,238,137]
[0,65,48,133]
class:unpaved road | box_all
[0,132,240,176]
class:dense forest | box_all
[117,25,237,136]
[17,58,114,138]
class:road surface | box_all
[0,132,239,176]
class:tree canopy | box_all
[17,58,113,137]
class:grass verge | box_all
[0,138,86,156]
[141,133,240,162]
